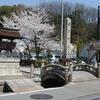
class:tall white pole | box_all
[60,0,64,59]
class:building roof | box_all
[0,28,21,39]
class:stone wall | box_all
[0,58,22,76]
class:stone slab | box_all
[4,79,43,92]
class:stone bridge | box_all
[73,64,98,77]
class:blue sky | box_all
[0,0,40,6]
[0,0,99,8]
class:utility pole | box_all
[42,0,45,8]
[97,6,100,76]
[60,0,64,59]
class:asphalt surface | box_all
[1,80,100,100]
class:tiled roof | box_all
[0,28,21,39]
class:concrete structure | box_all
[3,79,43,93]
[0,23,22,77]
[0,58,22,76]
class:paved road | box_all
[1,80,100,100]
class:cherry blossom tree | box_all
[2,8,60,53]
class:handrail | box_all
[73,64,98,77]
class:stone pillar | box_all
[65,63,69,83]
[41,60,45,68]
[62,18,71,66]
[30,63,34,78]
[68,63,73,82]
[63,18,71,59]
